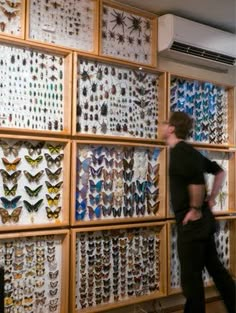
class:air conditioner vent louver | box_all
[170,41,236,65]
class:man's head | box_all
[160,112,193,141]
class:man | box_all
[160,111,236,313]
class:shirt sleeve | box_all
[202,155,223,175]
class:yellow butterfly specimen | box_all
[46,194,60,207]
[47,144,63,154]
[45,207,61,219]
[25,155,43,167]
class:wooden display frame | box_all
[71,140,167,226]
[0,228,69,313]
[99,0,158,68]
[167,73,235,148]
[70,222,167,313]
[25,0,100,55]
[0,133,71,232]
[72,52,167,142]
[167,148,236,218]
[0,0,26,39]
[167,216,236,295]
[0,35,72,136]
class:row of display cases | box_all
[0,35,235,146]
[1,217,235,313]
[0,0,157,67]
[0,133,234,231]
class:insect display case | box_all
[100,0,157,67]
[73,54,167,141]
[0,37,72,135]
[167,217,236,295]
[0,134,70,231]
[71,141,166,225]
[70,222,167,313]
[26,0,99,54]
[0,229,69,313]
[167,73,235,147]
[0,0,25,38]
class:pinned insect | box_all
[102,31,107,39]
[110,10,127,32]
[117,33,125,44]
[91,83,97,92]
[0,22,6,32]
[109,30,115,40]
[101,103,108,116]
[128,15,142,35]
[96,68,103,80]
[80,68,91,82]
[144,34,150,44]
[134,97,150,109]
[100,121,108,134]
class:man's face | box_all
[159,121,172,141]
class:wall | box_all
[158,56,236,86]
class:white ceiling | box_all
[116,0,236,34]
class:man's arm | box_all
[207,169,225,208]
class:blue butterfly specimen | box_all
[134,193,145,205]
[149,148,160,162]
[88,205,102,219]
[91,146,104,156]
[76,199,86,211]
[195,101,202,110]
[90,166,103,178]
[1,196,21,209]
[76,209,86,221]
[89,194,100,206]
[176,79,186,89]
[187,82,194,93]
[89,180,103,193]
[77,158,91,173]
[185,106,194,116]
[177,90,185,98]
[186,94,194,103]
[136,181,150,194]
[194,133,202,142]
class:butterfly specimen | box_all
[47,144,62,154]
[0,207,22,224]
[24,170,44,183]
[24,141,44,156]
[3,184,17,196]
[0,170,21,184]
[0,196,21,209]
[2,157,21,171]
[91,155,104,166]
[90,166,103,178]
[45,181,63,193]
[0,140,23,157]
[24,185,43,197]
[46,194,60,207]
[45,168,62,181]
[89,180,103,193]
[49,270,59,280]
[147,200,160,214]
[77,158,91,172]
[25,155,43,167]
[123,159,134,170]
[46,207,61,219]
[102,192,114,205]
[89,194,100,206]
[88,205,102,219]
[23,199,43,213]
[44,153,64,167]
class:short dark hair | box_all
[169,112,193,139]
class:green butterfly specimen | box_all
[24,185,43,197]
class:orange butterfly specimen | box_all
[0,207,22,224]
[2,157,21,171]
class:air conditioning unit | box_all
[158,14,236,70]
